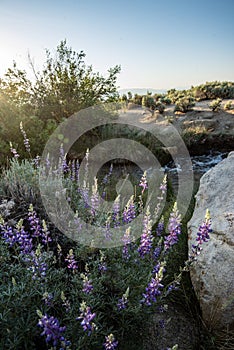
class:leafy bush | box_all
[0,40,120,123]
[142,95,156,110]
[209,98,222,112]
[224,100,233,110]
[174,96,195,113]
[191,81,234,100]
[160,96,172,105]
[155,101,166,114]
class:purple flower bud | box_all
[123,196,136,224]
[138,207,153,258]
[77,302,96,336]
[141,263,165,306]
[103,334,118,350]
[139,171,148,194]
[81,274,93,294]
[65,249,78,270]
[164,203,181,251]
[38,314,66,347]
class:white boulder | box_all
[188,151,234,331]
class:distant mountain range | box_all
[118,88,166,96]
[118,87,189,96]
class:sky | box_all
[0,0,234,90]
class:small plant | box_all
[155,101,166,114]
[209,98,222,112]
[224,100,233,110]
[142,95,156,110]
[174,96,195,113]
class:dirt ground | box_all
[121,99,234,137]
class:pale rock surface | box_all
[188,151,234,331]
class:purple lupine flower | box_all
[117,296,128,310]
[42,292,54,306]
[98,262,107,273]
[41,220,52,245]
[98,251,107,273]
[112,195,120,227]
[157,304,168,313]
[153,246,162,261]
[122,227,131,260]
[28,204,42,238]
[196,210,212,244]
[9,142,19,158]
[159,180,167,194]
[70,160,76,182]
[189,210,212,262]
[61,291,71,312]
[20,122,31,154]
[77,302,96,336]
[102,164,113,184]
[38,313,66,347]
[81,273,93,294]
[156,218,164,236]
[164,202,181,251]
[117,287,129,310]
[79,185,90,209]
[138,207,153,258]
[0,223,18,247]
[141,263,165,306]
[103,334,118,350]
[16,225,33,254]
[167,283,179,294]
[0,219,32,254]
[27,250,48,280]
[154,175,167,219]
[59,144,69,173]
[90,178,99,216]
[159,319,165,329]
[75,160,80,183]
[65,249,78,271]
[139,171,148,194]
[104,218,112,240]
[32,155,41,168]
[123,196,136,224]
[152,262,161,274]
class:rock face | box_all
[188,151,234,331]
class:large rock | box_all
[188,151,234,331]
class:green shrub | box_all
[155,101,166,114]
[209,98,222,112]
[224,100,233,110]
[174,96,195,113]
[142,95,156,110]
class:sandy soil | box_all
[120,99,234,137]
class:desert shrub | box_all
[174,96,195,113]
[224,100,233,110]
[132,94,142,105]
[142,95,156,110]
[192,81,234,100]
[0,40,120,124]
[160,96,172,105]
[209,98,222,112]
[155,101,166,114]
[0,159,40,205]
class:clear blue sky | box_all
[0,0,234,90]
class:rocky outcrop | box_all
[188,151,234,331]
